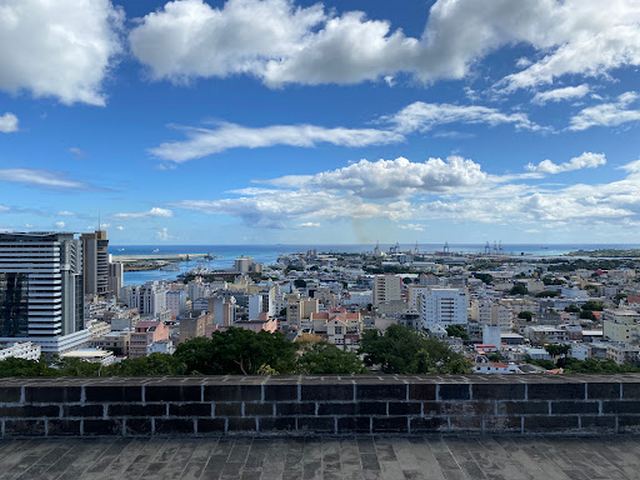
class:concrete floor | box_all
[0,436,637,480]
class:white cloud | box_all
[398,223,425,232]
[0,113,18,133]
[526,152,607,175]
[532,84,590,105]
[174,152,640,231]
[151,122,401,162]
[0,169,87,189]
[156,227,170,241]
[299,222,320,228]
[569,91,640,131]
[176,190,409,228]
[0,0,123,105]
[152,100,539,162]
[116,225,124,231]
[129,0,640,90]
[57,210,75,217]
[54,221,65,229]
[68,147,86,158]
[114,207,173,219]
[267,156,491,199]
[387,101,541,133]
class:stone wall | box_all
[1,374,640,437]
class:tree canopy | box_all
[509,284,528,295]
[296,343,365,374]
[174,327,297,375]
[445,324,469,341]
[359,325,470,374]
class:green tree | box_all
[564,304,581,313]
[509,284,528,295]
[0,358,53,377]
[293,279,307,289]
[173,336,220,374]
[542,276,565,286]
[536,290,560,298]
[175,328,297,375]
[517,311,534,321]
[54,358,102,377]
[582,300,604,311]
[473,273,493,285]
[359,325,470,374]
[580,310,596,320]
[445,324,469,341]
[544,343,571,361]
[296,343,366,374]
[106,353,186,376]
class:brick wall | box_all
[1,374,640,437]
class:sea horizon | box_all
[111,242,640,286]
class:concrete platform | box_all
[0,436,638,479]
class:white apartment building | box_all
[406,285,432,314]
[420,288,468,331]
[373,274,402,306]
[125,282,167,317]
[0,341,41,361]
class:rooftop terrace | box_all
[0,435,638,479]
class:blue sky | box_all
[1,0,640,245]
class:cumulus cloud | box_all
[526,152,607,175]
[0,169,88,189]
[54,221,66,229]
[114,207,173,219]
[569,92,640,131]
[174,152,640,231]
[0,113,18,133]
[387,102,541,133]
[151,122,402,162]
[532,84,590,105]
[266,156,491,199]
[0,0,123,105]
[129,0,640,90]
[299,222,320,228]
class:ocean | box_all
[110,243,640,286]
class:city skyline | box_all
[1,0,640,244]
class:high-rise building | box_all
[373,274,402,306]
[108,262,124,298]
[211,295,236,327]
[81,230,110,296]
[0,232,89,354]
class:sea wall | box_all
[1,374,640,437]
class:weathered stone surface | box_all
[2,376,640,437]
